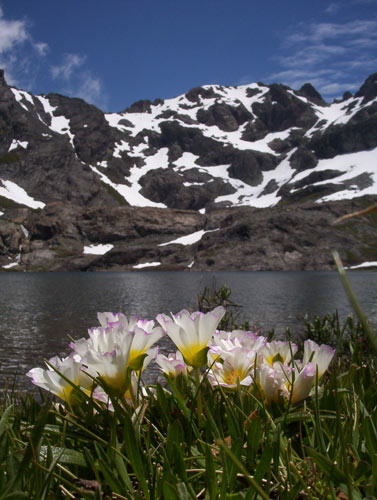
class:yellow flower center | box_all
[222,368,247,385]
[180,342,206,367]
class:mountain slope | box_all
[0,70,377,271]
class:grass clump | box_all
[1,278,377,498]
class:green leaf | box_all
[217,440,270,500]
[176,482,192,500]
[166,420,185,461]
[123,412,150,500]
[364,416,377,456]
[163,481,180,500]
[97,457,124,494]
[286,481,303,500]
[246,416,261,467]
[253,444,272,484]
[204,443,218,500]
[272,425,280,480]
[0,406,13,437]
[39,446,86,467]
[114,451,134,492]
[305,447,347,485]
[2,492,28,500]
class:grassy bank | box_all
[1,310,376,500]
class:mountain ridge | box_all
[0,70,377,271]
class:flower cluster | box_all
[27,312,164,405]
[27,306,335,407]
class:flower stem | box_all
[194,367,203,426]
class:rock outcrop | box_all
[0,70,377,271]
[1,196,376,272]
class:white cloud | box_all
[269,17,377,100]
[50,53,107,109]
[0,6,28,53]
[325,0,377,13]
[286,20,377,45]
[51,53,86,80]
[324,3,340,13]
[34,42,49,56]
[0,6,48,86]
[0,7,106,109]
[74,72,107,108]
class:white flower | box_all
[257,338,335,405]
[128,324,164,370]
[260,340,298,367]
[156,306,225,367]
[302,340,335,378]
[71,314,164,392]
[71,325,134,393]
[208,347,256,389]
[156,351,190,377]
[209,330,265,362]
[290,362,316,404]
[26,355,88,404]
[257,363,290,403]
[96,313,164,370]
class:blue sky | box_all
[1,1,376,111]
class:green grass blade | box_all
[217,440,270,500]
[123,412,150,500]
[162,481,180,500]
[333,251,377,354]
[0,406,13,437]
[305,446,347,485]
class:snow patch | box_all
[37,95,56,115]
[83,244,114,255]
[213,150,296,208]
[172,149,297,209]
[133,261,161,269]
[8,140,28,152]
[113,140,130,158]
[11,88,34,110]
[21,225,29,238]
[90,156,167,208]
[346,261,377,269]
[2,262,19,269]
[0,180,45,209]
[288,147,377,203]
[305,96,376,137]
[36,96,75,147]
[159,228,219,247]
[183,181,205,186]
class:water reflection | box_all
[1,271,376,389]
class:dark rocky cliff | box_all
[0,70,376,271]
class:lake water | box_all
[1,271,376,390]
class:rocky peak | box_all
[125,98,164,113]
[185,86,220,103]
[252,83,317,132]
[342,91,353,101]
[0,69,376,219]
[1,70,377,272]
[297,83,325,105]
[355,73,377,103]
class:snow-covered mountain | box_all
[1,70,377,271]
